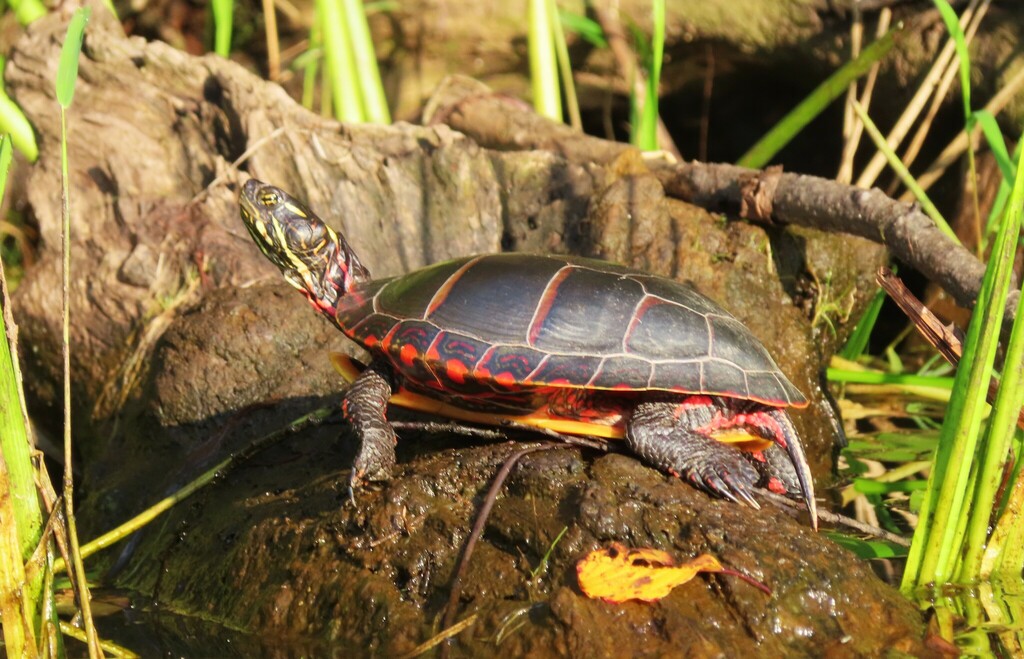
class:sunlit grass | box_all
[528,0,561,122]
[737,22,900,169]
[0,131,45,659]
[57,8,103,656]
[832,4,1023,604]
[7,0,45,25]
[900,156,1022,586]
[310,0,390,123]
[211,0,234,58]
[850,100,955,241]
[0,56,38,161]
[895,0,1024,593]
[630,0,664,151]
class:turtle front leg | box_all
[626,399,761,507]
[343,361,398,498]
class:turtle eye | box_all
[259,191,281,207]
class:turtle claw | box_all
[691,459,761,509]
[731,483,761,509]
[694,472,739,504]
[714,471,761,510]
[346,472,360,508]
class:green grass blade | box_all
[558,10,607,48]
[957,166,1024,581]
[932,0,982,250]
[0,60,38,161]
[530,526,568,580]
[316,0,365,122]
[300,22,322,110]
[826,368,954,391]
[973,110,1014,185]
[7,0,46,25]
[0,137,11,239]
[0,134,38,558]
[57,11,104,654]
[632,0,664,151]
[839,286,886,360]
[340,0,389,123]
[528,0,561,121]
[211,0,233,57]
[0,464,32,659]
[853,480,928,497]
[984,138,1022,240]
[55,7,91,109]
[549,0,580,130]
[851,100,956,243]
[932,0,971,119]
[825,533,907,559]
[737,23,900,169]
[0,133,45,651]
[903,122,1024,589]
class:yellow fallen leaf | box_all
[576,543,724,603]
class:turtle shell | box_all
[334,253,807,408]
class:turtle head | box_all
[240,179,370,315]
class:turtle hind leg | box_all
[626,399,761,507]
[343,360,398,500]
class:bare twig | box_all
[758,490,910,547]
[191,126,287,205]
[439,442,562,658]
[837,3,863,185]
[876,267,1024,431]
[658,161,1018,326]
[390,420,509,440]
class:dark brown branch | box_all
[657,162,1017,328]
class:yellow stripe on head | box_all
[270,216,312,280]
[283,202,308,219]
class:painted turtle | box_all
[239,179,817,527]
